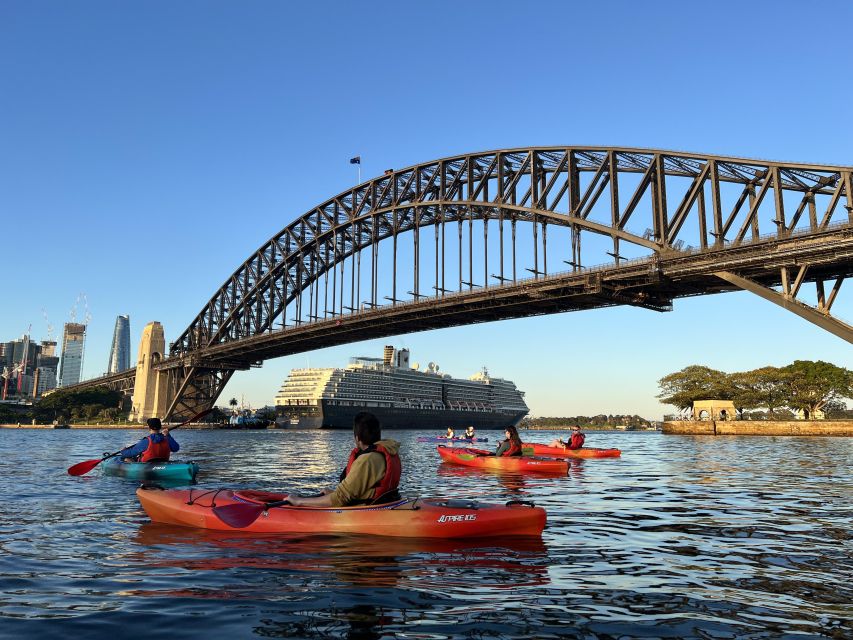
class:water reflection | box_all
[132,522,550,590]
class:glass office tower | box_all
[107,314,131,373]
[58,323,86,387]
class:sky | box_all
[1,1,851,420]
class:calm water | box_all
[0,429,850,639]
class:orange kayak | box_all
[136,486,546,538]
[437,446,569,474]
[522,443,622,458]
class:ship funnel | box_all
[395,348,410,369]
[383,345,394,366]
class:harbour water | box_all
[0,429,850,639]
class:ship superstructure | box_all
[274,346,528,429]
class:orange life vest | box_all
[343,444,401,502]
[140,435,171,462]
[568,432,585,450]
[501,441,522,456]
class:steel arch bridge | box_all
[75,147,853,421]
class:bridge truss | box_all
[75,147,853,420]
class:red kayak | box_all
[437,446,569,474]
[136,486,546,538]
[522,443,622,458]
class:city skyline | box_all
[1,2,851,418]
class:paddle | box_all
[66,409,212,476]
[213,497,293,529]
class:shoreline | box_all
[663,419,853,436]
[0,423,225,430]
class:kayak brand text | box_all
[437,514,477,523]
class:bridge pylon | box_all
[129,321,171,422]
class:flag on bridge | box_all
[349,156,361,164]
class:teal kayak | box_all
[103,458,199,483]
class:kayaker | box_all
[549,425,585,450]
[285,411,401,507]
[119,418,180,462]
[495,425,523,457]
[464,425,475,440]
[445,427,455,439]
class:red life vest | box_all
[568,432,585,450]
[140,435,171,462]
[343,444,401,502]
[501,441,522,457]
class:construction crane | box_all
[69,293,91,326]
[42,308,54,342]
[16,325,31,394]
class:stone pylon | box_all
[129,322,170,422]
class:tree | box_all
[657,365,731,411]
[229,398,238,410]
[728,366,788,416]
[778,360,853,417]
[34,386,123,423]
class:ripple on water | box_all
[0,429,850,639]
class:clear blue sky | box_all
[2,1,851,419]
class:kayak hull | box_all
[104,459,199,482]
[436,446,569,474]
[522,443,622,458]
[136,487,546,538]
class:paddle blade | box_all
[67,458,103,476]
[212,503,266,528]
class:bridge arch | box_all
[75,146,852,420]
[171,147,853,358]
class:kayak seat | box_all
[234,489,288,505]
[371,489,402,505]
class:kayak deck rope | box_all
[185,488,228,507]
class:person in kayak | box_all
[285,411,401,507]
[119,418,180,462]
[464,425,475,439]
[549,425,585,450]
[445,427,455,439]
[495,425,523,456]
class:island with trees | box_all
[658,360,852,436]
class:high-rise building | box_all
[107,315,131,374]
[35,341,59,397]
[58,323,86,387]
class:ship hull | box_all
[277,402,527,430]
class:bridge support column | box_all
[129,322,173,422]
[714,271,853,344]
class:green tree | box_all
[657,365,730,411]
[728,366,787,416]
[34,386,123,423]
[778,360,853,417]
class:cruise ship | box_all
[274,346,528,429]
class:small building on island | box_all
[692,399,736,421]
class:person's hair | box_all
[505,425,522,448]
[147,417,162,431]
[353,412,381,445]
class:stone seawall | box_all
[663,420,853,436]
